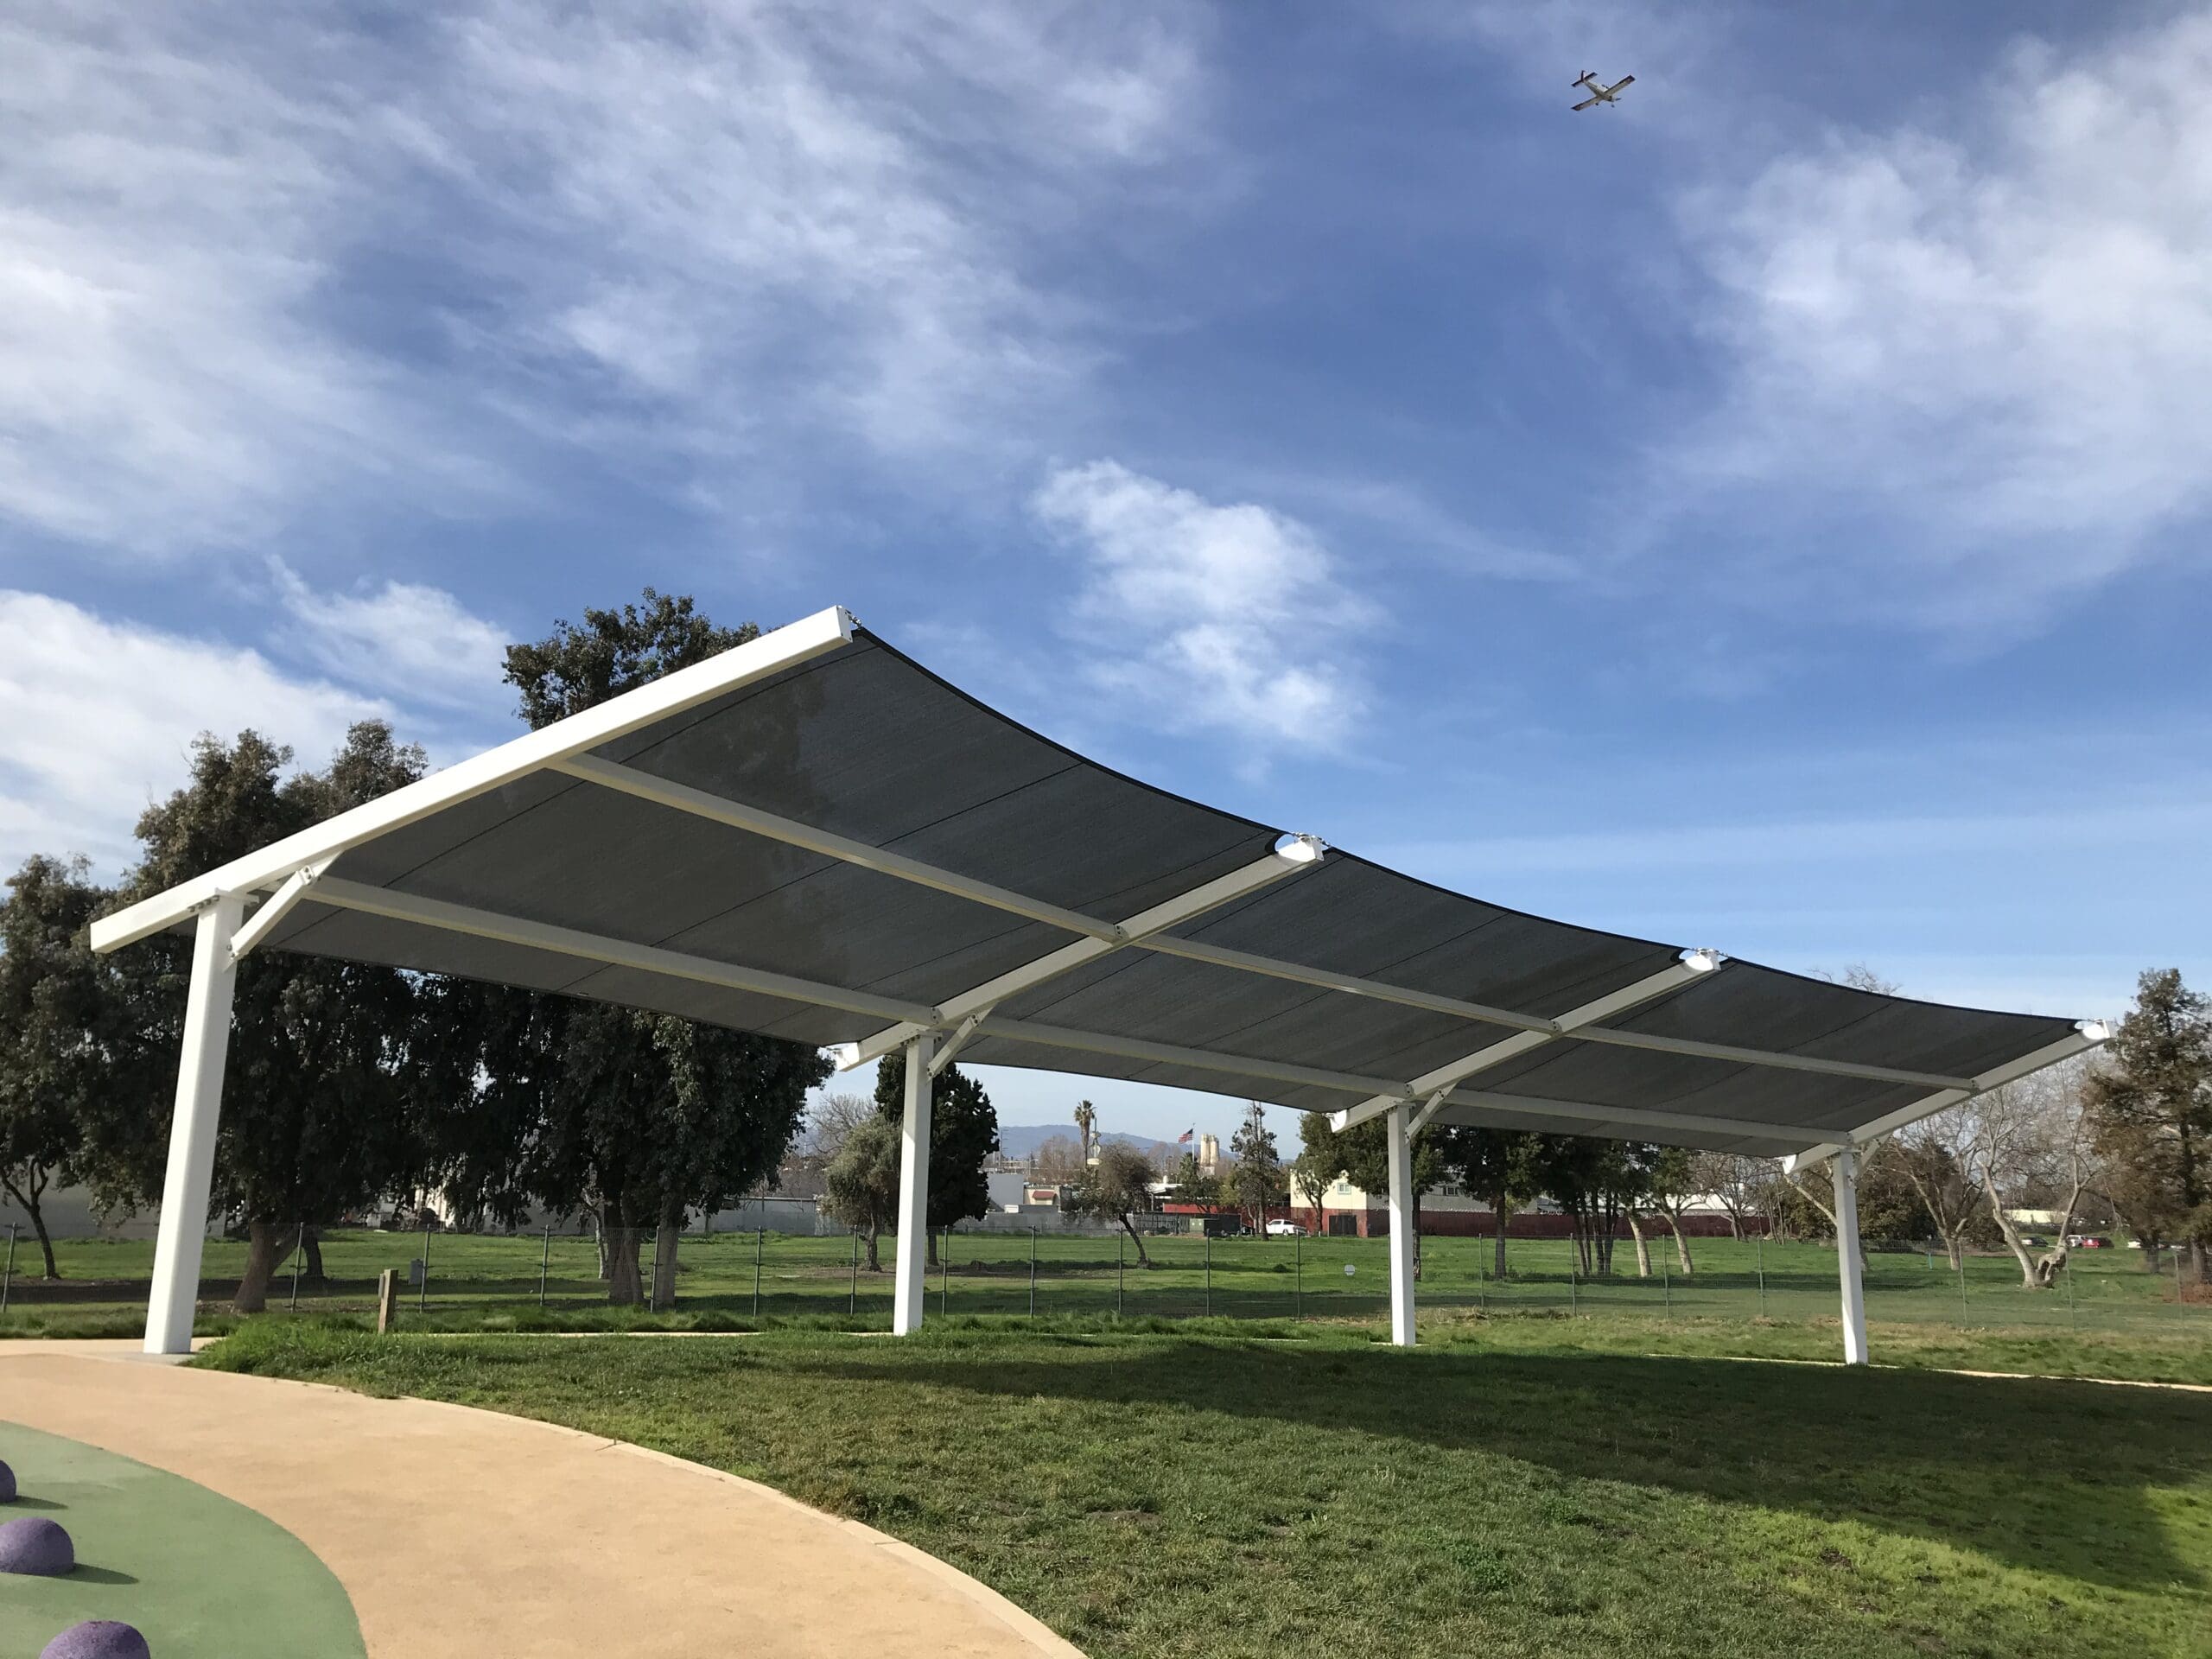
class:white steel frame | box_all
[88,602,2111,1357]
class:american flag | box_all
[1178,1128,1194,1144]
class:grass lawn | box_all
[9,1227,2202,1354]
[199,1321,2212,1659]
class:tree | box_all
[1438,1127,1541,1279]
[1884,1113,1983,1271]
[1225,1102,1283,1232]
[1688,1151,1764,1241]
[1971,1065,2090,1287]
[1072,1099,1098,1163]
[0,856,129,1278]
[874,1049,1000,1263]
[105,725,461,1313]
[2083,969,2212,1282]
[1168,1149,1220,1206]
[821,1116,901,1269]
[1029,1134,1090,1185]
[1063,1141,1160,1265]
[455,592,827,1306]
[1296,1111,1444,1274]
[1638,1145,1700,1276]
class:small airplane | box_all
[1571,70,1636,110]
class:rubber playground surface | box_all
[1,1341,1079,1658]
[0,1420,362,1656]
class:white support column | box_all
[1386,1103,1416,1348]
[891,1033,935,1336]
[143,894,245,1356]
[1833,1145,1868,1365]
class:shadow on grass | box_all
[778,1337,2212,1593]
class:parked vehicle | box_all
[1264,1219,1308,1237]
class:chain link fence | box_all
[3,1219,2203,1338]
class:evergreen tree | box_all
[104,724,461,1311]
[0,856,128,1278]
[874,1049,1000,1263]
[2085,968,2212,1281]
[442,591,826,1306]
[1225,1101,1284,1231]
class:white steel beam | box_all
[311,876,939,1028]
[1386,1103,1416,1347]
[1434,1088,1822,1147]
[836,838,1325,1069]
[1331,950,1720,1132]
[1785,1021,2112,1172]
[962,1015,1406,1101]
[1834,1146,1868,1365]
[1137,935,1556,1034]
[91,606,859,955]
[553,755,1122,943]
[1407,1087,1451,1136]
[144,895,244,1355]
[929,1007,992,1077]
[226,860,331,963]
[892,1033,934,1336]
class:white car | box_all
[1264,1219,1308,1237]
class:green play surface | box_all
[0,1421,365,1656]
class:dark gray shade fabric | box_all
[250,625,2082,1153]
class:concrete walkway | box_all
[0,1342,1084,1659]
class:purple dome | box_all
[0,1514,74,1575]
[41,1623,152,1659]
[0,1457,16,1503]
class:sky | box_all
[5,0,2209,1145]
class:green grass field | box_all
[198,1320,2212,1659]
[8,1226,2202,1370]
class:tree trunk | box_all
[27,1203,59,1281]
[1491,1198,1510,1280]
[2,1173,60,1279]
[1625,1211,1653,1278]
[865,1227,880,1272]
[1667,1215,1694,1277]
[926,1227,938,1268]
[233,1220,283,1314]
[1726,1209,1743,1241]
[1121,1214,1150,1267]
[301,1225,326,1285]
[604,1225,643,1306]
[594,1217,612,1281]
[650,1220,680,1310]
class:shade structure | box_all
[93,605,2101,1163]
[92,604,2107,1357]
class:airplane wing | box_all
[1611,75,1636,90]
[1572,95,1600,110]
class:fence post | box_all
[1028,1228,1038,1321]
[1756,1232,1765,1318]
[1661,1262,1670,1321]
[419,1224,430,1313]
[753,1227,764,1321]
[1569,1250,1579,1316]
[1956,1249,1968,1326]
[1204,1229,1212,1319]
[1294,1231,1302,1321]
[849,1229,859,1317]
[376,1267,399,1335]
[538,1228,552,1308]
[2065,1251,2075,1330]
[1,1223,16,1317]
[1117,1228,1125,1319]
[289,1223,305,1311]
[2177,1246,2187,1315]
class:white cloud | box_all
[0,2,1204,562]
[1032,461,1381,752]
[271,562,508,709]
[1675,10,2212,627]
[0,591,389,876]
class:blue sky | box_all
[5,0,2208,1143]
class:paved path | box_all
[0,1342,1083,1659]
